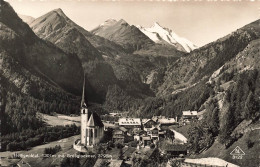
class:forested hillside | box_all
[1,1,259,163]
[0,0,83,151]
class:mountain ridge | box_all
[29,8,120,103]
[91,19,155,52]
[137,22,198,52]
[28,8,158,105]
[0,1,84,94]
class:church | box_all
[74,77,104,152]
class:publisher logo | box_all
[230,146,245,159]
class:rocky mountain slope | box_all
[157,19,260,96]
[137,22,197,52]
[29,9,120,103]
[30,9,103,62]
[128,19,260,166]
[1,1,259,165]
[91,19,155,52]
[18,14,35,24]
[28,9,161,107]
[186,37,260,167]
[0,0,84,136]
[128,19,260,118]
[0,1,84,95]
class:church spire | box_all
[81,74,87,108]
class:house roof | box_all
[152,115,166,122]
[158,118,176,124]
[142,119,149,123]
[109,160,123,167]
[113,135,125,139]
[119,127,128,132]
[118,118,141,126]
[163,144,188,152]
[113,130,124,135]
[142,136,151,140]
[151,128,158,131]
[133,129,147,135]
[94,159,123,167]
[143,119,156,125]
[182,111,198,116]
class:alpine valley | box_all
[0,0,259,167]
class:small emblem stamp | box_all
[230,146,245,159]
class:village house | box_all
[142,119,158,131]
[141,135,152,148]
[162,144,188,157]
[181,111,198,124]
[147,128,159,141]
[158,117,176,127]
[112,127,128,144]
[133,130,147,141]
[118,118,141,130]
[151,116,176,127]
[158,129,165,138]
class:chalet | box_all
[134,130,147,141]
[152,115,165,122]
[162,144,188,157]
[158,117,176,127]
[148,128,159,141]
[112,127,128,144]
[141,136,152,148]
[143,119,158,131]
[182,111,198,123]
[151,116,176,127]
[118,118,141,130]
[158,130,165,138]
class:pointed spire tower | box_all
[81,74,87,108]
[81,74,89,145]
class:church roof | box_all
[87,114,95,127]
[87,111,104,127]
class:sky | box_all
[7,0,260,47]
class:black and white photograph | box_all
[0,0,260,166]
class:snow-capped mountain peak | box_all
[153,22,160,26]
[137,22,198,52]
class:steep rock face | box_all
[30,9,103,62]
[184,38,260,166]
[29,9,119,103]
[91,19,186,95]
[137,22,198,52]
[157,19,260,95]
[0,1,84,95]
[91,19,155,53]
[91,19,117,35]
[0,1,83,136]
[127,19,260,120]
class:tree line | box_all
[1,124,79,151]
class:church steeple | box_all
[81,74,87,108]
